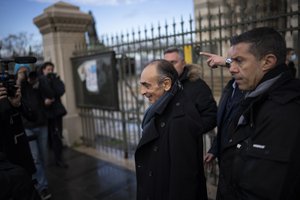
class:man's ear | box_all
[162,78,172,91]
[262,54,277,72]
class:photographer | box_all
[15,63,52,200]
[0,81,40,200]
[39,62,68,168]
[286,47,297,78]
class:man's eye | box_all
[141,83,150,89]
[170,61,178,65]
[233,58,242,64]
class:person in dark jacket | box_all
[164,47,217,135]
[285,47,297,78]
[164,48,217,198]
[135,59,208,200]
[0,153,40,200]
[15,63,52,200]
[39,62,68,168]
[218,27,300,199]
[0,82,41,200]
[200,52,244,165]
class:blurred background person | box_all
[286,47,297,78]
[15,63,52,200]
[39,61,68,168]
[0,79,40,200]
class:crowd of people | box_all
[136,27,300,200]
[1,26,299,200]
[0,61,67,200]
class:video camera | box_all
[0,57,37,97]
[47,72,58,80]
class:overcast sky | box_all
[0,0,194,45]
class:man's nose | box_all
[140,86,146,95]
[229,62,239,74]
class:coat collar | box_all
[141,80,182,130]
[225,67,300,148]
[137,90,185,150]
[138,81,183,150]
[137,118,160,149]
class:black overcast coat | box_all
[135,89,208,200]
[39,74,67,118]
[208,79,244,159]
[135,65,215,200]
[179,65,217,134]
[0,99,35,175]
[218,68,300,200]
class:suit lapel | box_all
[136,118,159,149]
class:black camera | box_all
[47,72,57,80]
[0,57,37,97]
[0,72,17,97]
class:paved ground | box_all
[46,148,136,200]
[46,147,216,200]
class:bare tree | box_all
[0,32,42,58]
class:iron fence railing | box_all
[74,2,299,186]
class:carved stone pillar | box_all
[34,1,92,146]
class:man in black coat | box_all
[164,47,217,135]
[200,52,244,165]
[0,83,41,200]
[39,62,68,168]
[135,59,209,200]
[218,27,300,199]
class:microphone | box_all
[14,56,37,64]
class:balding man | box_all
[135,59,208,200]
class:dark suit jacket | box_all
[208,79,244,159]
[135,88,208,200]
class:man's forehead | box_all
[230,43,251,56]
[142,63,157,74]
[44,65,53,69]
[165,52,180,59]
[140,65,157,80]
[140,73,158,83]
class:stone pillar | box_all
[34,1,92,146]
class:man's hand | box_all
[204,153,216,171]
[44,98,55,106]
[0,84,8,101]
[204,153,215,163]
[200,52,226,68]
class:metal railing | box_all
[74,2,299,186]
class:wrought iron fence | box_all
[74,2,299,186]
